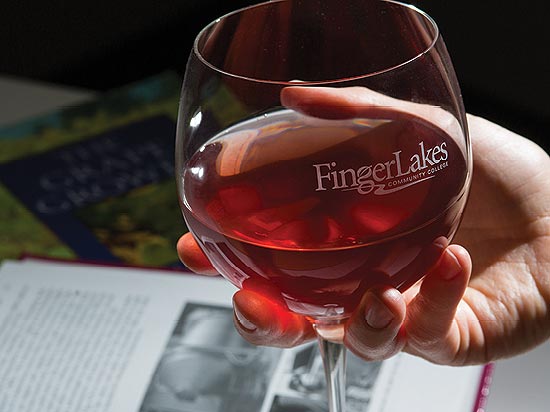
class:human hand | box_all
[177,87,550,365]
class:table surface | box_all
[1,74,549,412]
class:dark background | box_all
[1,0,548,151]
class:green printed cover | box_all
[0,72,188,267]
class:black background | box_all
[1,0,548,151]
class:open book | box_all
[0,258,491,412]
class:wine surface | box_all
[182,110,468,319]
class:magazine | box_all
[0,258,491,412]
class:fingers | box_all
[176,232,218,275]
[176,233,316,348]
[280,86,462,140]
[232,289,316,348]
[344,285,407,361]
[403,245,472,364]
[343,245,471,363]
[178,225,473,361]
[281,86,400,120]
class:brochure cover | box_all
[0,72,187,267]
[0,116,183,266]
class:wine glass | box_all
[175,1,472,411]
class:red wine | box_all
[182,110,468,319]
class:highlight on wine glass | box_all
[175,1,472,411]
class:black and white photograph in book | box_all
[139,303,383,412]
[139,302,281,412]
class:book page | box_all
[0,260,236,412]
[0,259,486,412]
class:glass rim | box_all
[192,0,441,85]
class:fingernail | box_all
[442,249,462,280]
[234,306,257,332]
[365,293,394,329]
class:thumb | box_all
[403,245,472,364]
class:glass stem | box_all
[316,327,346,412]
